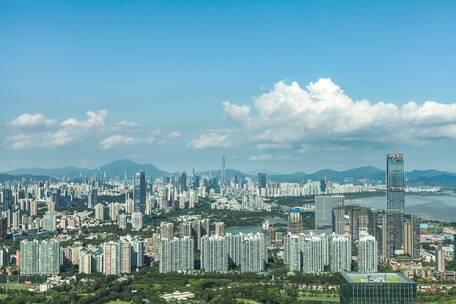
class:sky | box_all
[1,0,456,173]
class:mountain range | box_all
[2,159,456,186]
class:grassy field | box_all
[106,300,130,304]
[7,283,38,291]
[235,299,262,304]
[298,293,339,303]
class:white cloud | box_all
[188,131,235,149]
[223,101,251,124]
[100,134,139,150]
[224,78,456,150]
[145,127,161,143]
[167,131,182,140]
[249,154,273,161]
[5,110,109,149]
[115,120,139,129]
[9,113,57,127]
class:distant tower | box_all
[221,156,226,187]
[133,171,146,212]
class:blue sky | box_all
[1,1,456,173]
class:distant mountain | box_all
[3,166,91,177]
[197,168,251,179]
[2,159,169,179]
[2,161,456,186]
[98,159,169,179]
[270,166,385,183]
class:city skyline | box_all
[2,1,456,172]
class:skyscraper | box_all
[221,156,226,187]
[257,173,267,189]
[386,154,405,251]
[357,233,378,273]
[133,171,146,212]
[178,171,187,193]
[315,195,343,234]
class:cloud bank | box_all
[223,78,456,153]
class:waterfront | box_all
[225,216,287,234]
[352,193,456,222]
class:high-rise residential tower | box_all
[357,233,378,273]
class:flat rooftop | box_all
[342,273,413,284]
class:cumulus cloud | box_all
[223,101,251,124]
[188,131,235,149]
[100,134,139,150]
[9,113,56,127]
[5,110,109,149]
[224,78,456,151]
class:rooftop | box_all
[342,273,413,284]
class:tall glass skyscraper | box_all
[133,171,146,212]
[386,154,405,253]
[386,154,405,213]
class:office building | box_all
[88,188,97,209]
[159,237,194,273]
[257,172,267,189]
[220,157,226,187]
[133,171,146,212]
[357,233,378,273]
[386,154,405,250]
[200,235,229,272]
[315,195,343,234]
[332,196,345,234]
[340,272,416,304]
